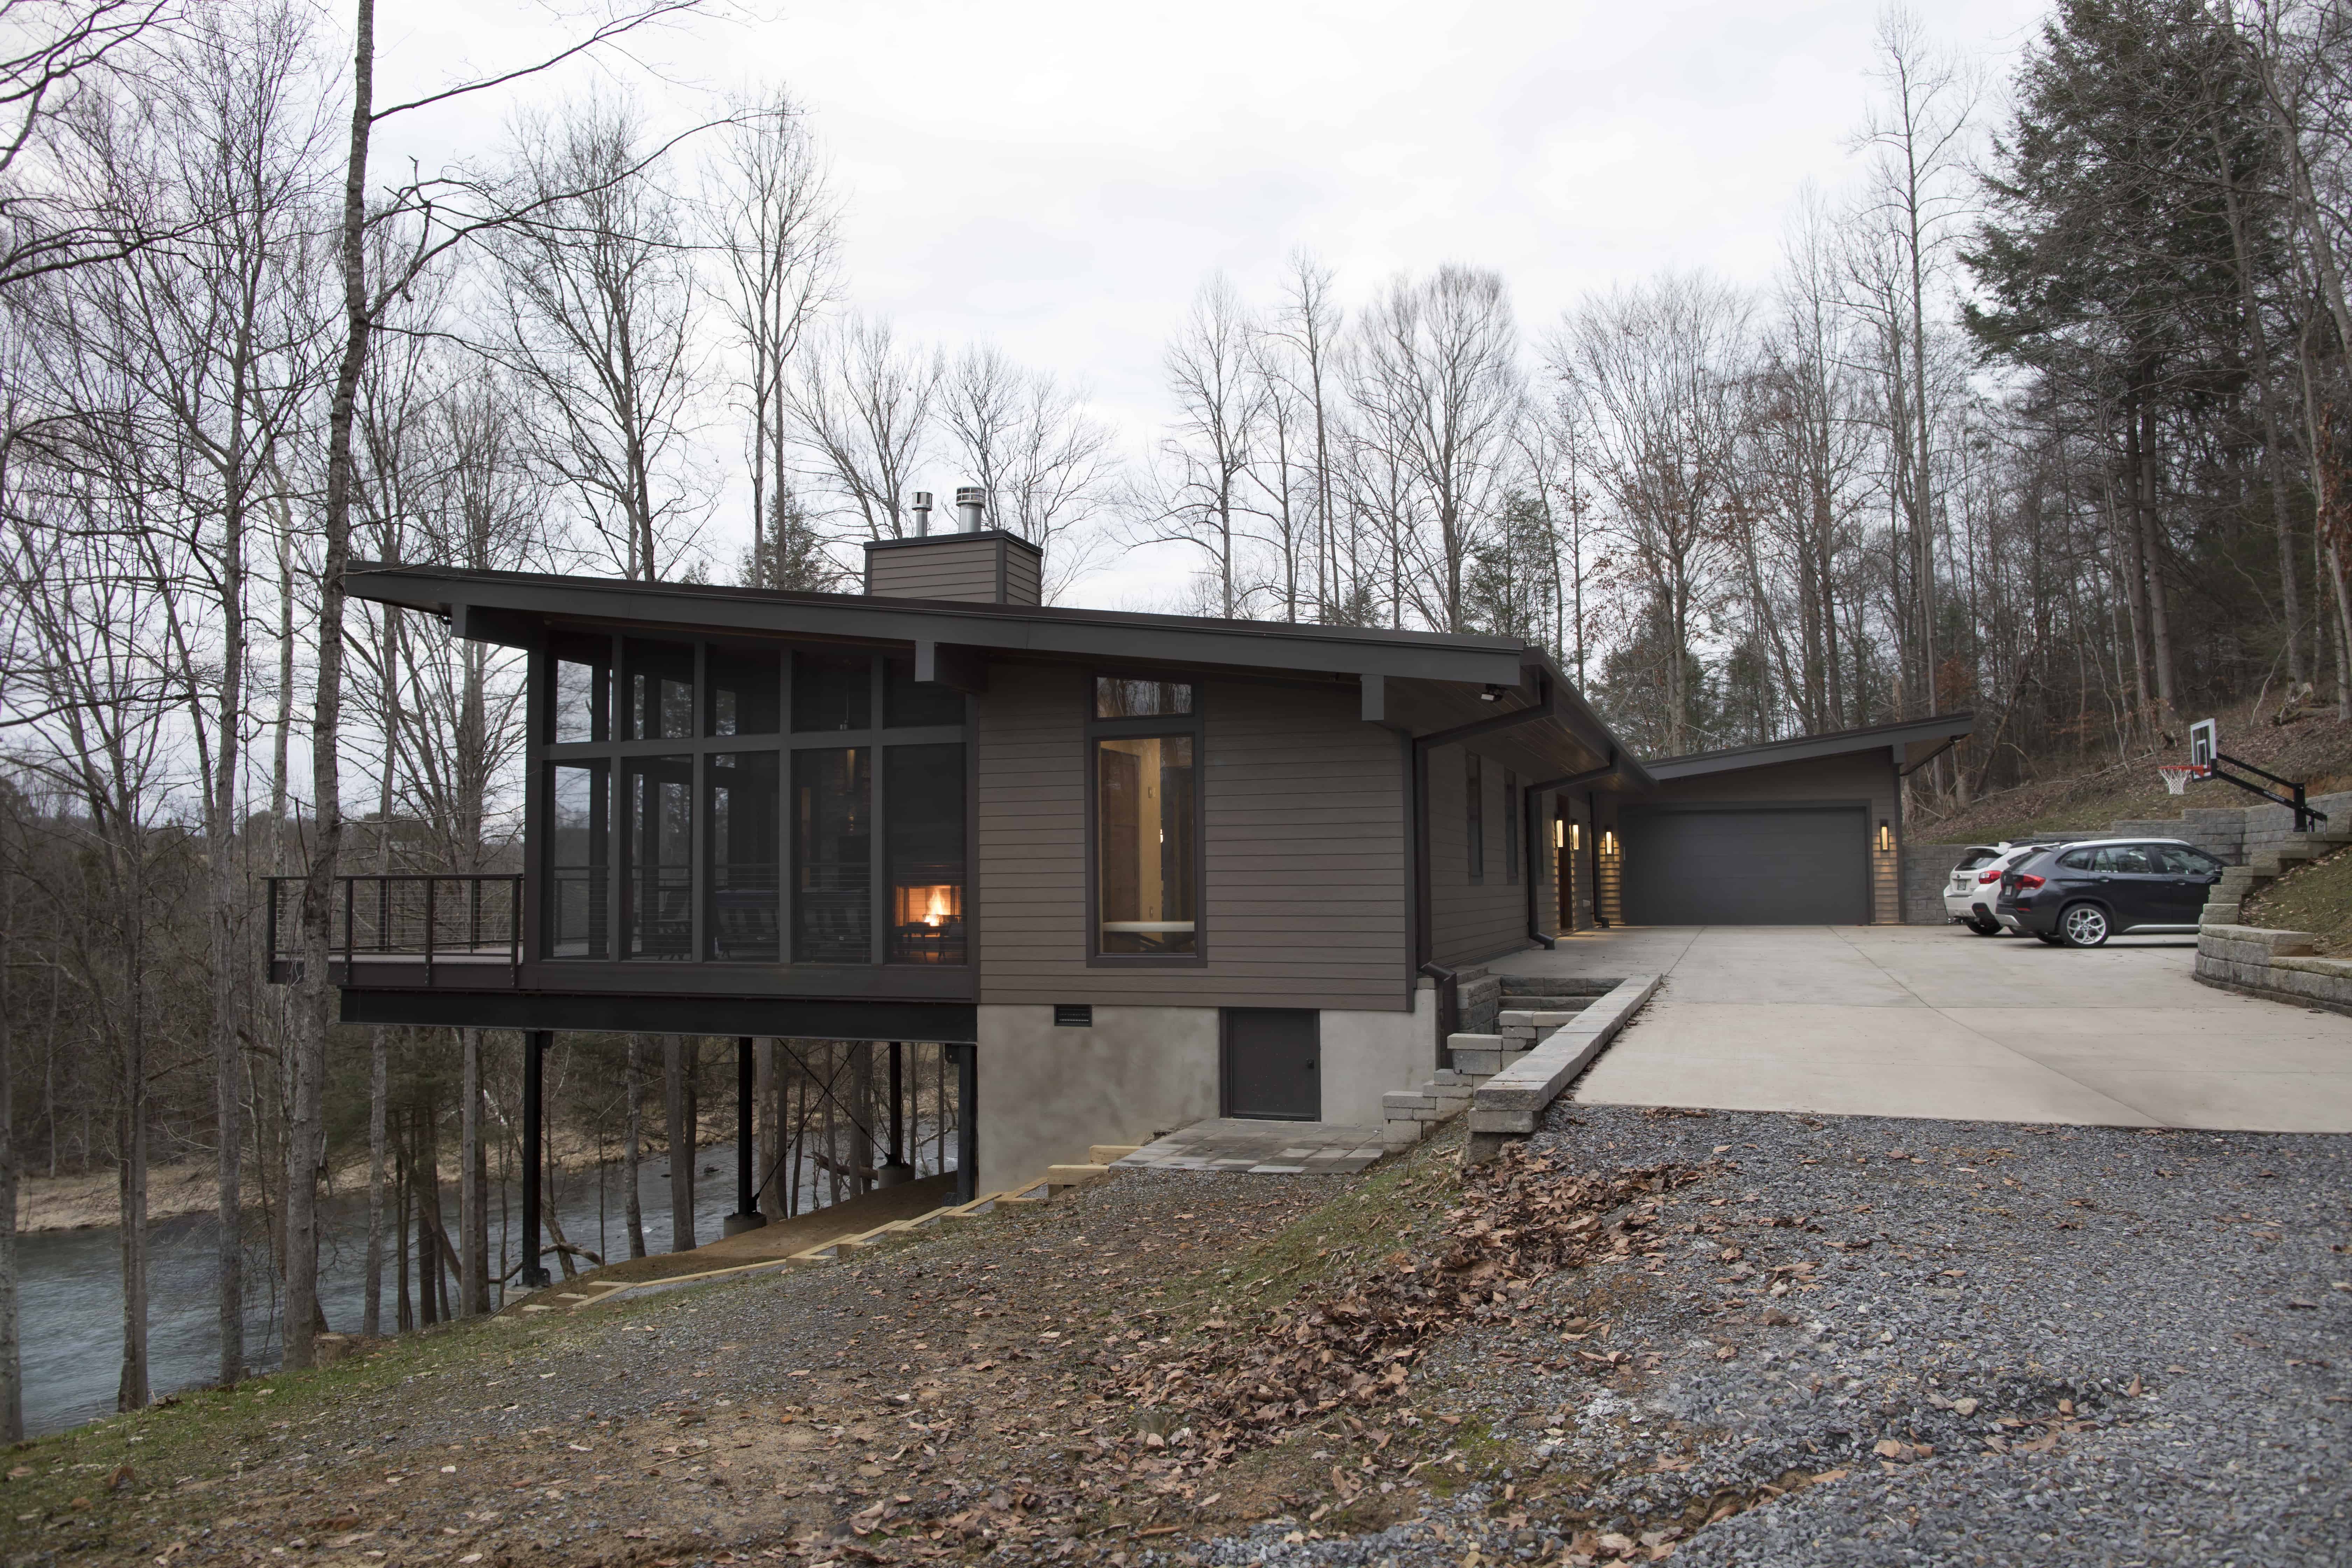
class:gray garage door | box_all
[1620,805,1868,925]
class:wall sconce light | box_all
[1601,829,1618,853]
[1553,818,1565,849]
[1570,822,1582,850]
[1876,820,1893,853]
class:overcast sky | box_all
[382,0,2055,604]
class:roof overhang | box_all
[1644,712,1976,782]
[349,563,1535,687]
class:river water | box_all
[18,1141,806,1436]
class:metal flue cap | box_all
[911,490,933,537]
[955,486,985,532]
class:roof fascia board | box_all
[355,569,1530,687]
[1647,714,1976,781]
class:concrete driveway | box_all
[1499,925,2352,1132]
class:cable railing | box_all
[266,873,523,987]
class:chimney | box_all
[861,480,1042,604]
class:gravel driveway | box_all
[1173,1103,2350,1567]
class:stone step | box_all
[1499,995,1594,1013]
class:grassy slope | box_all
[2244,843,2352,953]
[1919,696,2352,844]
[0,1128,1481,1563]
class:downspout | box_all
[1394,670,1559,1063]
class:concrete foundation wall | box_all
[1321,984,1439,1128]
[973,987,1440,1192]
[975,1004,1218,1194]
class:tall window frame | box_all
[532,634,971,968]
[1085,673,1206,967]
[1504,768,1520,886]
[1466,751,1485,884]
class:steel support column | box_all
[724,1036,766,1235]
[520,1031,552,1289]
[947,1043,977,1205]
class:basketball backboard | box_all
[2189,718,2219,771]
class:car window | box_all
[2094,845,2154,874]
[1955,849,1997,871]
[2153,845,2220,875]
[2059,849,2094,870]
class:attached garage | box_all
[1590,715,1977,927]
[1619,804,1868,925]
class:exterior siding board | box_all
[1428,741,1536,967]
[864,533,1046,606]
[975,665,1410,1009]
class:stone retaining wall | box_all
[2195,922,2352,1016]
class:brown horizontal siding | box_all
[868,539,1006,603]
[1428,742,1539,966]
[974,665,1410,1009]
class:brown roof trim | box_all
[1645,713,1976,780]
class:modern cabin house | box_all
[288,496,1968,1284]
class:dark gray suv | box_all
[1994,838,2225,947]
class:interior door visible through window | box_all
[1224,1008,1319,1121]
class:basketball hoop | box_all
[2159,763,2206,796]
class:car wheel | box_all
[1966,916,2002,935]
[2035,932,2064,945]
[2059,902,2110,948]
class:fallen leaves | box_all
[1107,1150,1700,1469]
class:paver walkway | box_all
[1496,925,2352,1132]
[1114,1118,1391,1174]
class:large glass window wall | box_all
[538,639,968,968]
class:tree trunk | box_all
[117,972,149,1411]
[2137,399,2179,726]
[363,1027,387,1337]
[287,0,377,1373]
[623,1035,646,1259]
[0,863,19,1441]
[665,1036,694,1251]
[756,1040,780,1223]
[395,1137,413,1334]
[460,1028,488,1315]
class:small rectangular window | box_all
[548,634,609,743]
[1096,734,1197,954]
[625,755,694,959]
[1095,677,1194,720]
[706,645,780,737]
[885,655,967,728]
[707,752,780,961]
[793,651,872,733]
[886,743,966,965]
[623,639,695,741]
[548,761,609,957]
[1504,770,1520,885]
[794,747,871,962]
[1466,752,1485,884]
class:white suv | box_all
[1943,840,2069,935]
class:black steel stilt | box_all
[521,1031,552,1289]
[888,1042,903,1165]
[949,1043,977,1205]
[724,1036,766,1235]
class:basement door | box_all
[1223,1008,1320,1121]
[1619,804,1869,925]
